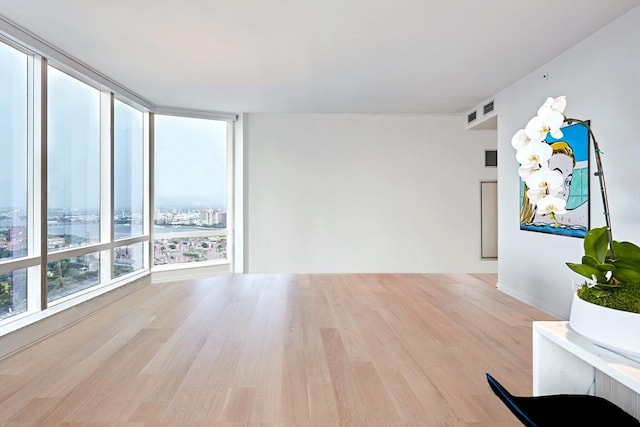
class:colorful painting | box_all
[519,122,590,238]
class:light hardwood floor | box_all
[0,273,557,426]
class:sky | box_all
[0,40,28,212]
[154,114,227,210]
[1,41,228,213]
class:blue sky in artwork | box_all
[547,121,589,162]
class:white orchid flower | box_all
[515,141,552,170]
[537,96,567,117]
[524,97,568,141]
[536,96,567,139]
[535,195,567,216]
[525,114,565,141]
[540,110,565,139]
[524,116,549,142]
[527,188,542,204]
[525,167,564,197]
[525,168,561,203]
[518,165,534,181]
[511,129,531,151]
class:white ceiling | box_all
[0,0,637,114]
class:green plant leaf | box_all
[613,259,640,272]
[581,255,598,268]
[614,268,640,284]
[590,288,613,298]
[584,226,609,263]
[596,263,616,272]
[612,241,640,263]
[566,262,606,283]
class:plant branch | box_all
[565,117,616,260]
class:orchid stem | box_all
[565,117,616,260]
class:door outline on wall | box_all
[480,180,498,260]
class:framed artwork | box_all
[519,121,590,238]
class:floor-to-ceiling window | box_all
[0,39,29,320]
[46,66,102,302]
[0,35,154,329]
[0,28,236,334]
[153,115,231,268]
[113,99,146,278]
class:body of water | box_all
[0,219,211,239]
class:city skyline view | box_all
[1,37,231,322]
[0,205,227,265]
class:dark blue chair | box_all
[486,373,639,426]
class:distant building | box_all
[202,209,221,226]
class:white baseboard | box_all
[151,263,231,283]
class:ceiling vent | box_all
[465,97,497,130]
[483,101,494,115]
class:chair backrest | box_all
[485,373,537,427]
[485,373,640,426]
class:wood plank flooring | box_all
[0,273,557,426]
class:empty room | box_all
[0,1,639,425]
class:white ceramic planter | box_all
[569,292,640,358]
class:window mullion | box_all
[39,58,48,311]
[147,113,154,271]
[26,53,42,313]
[100,91,114,284]
[226,121,234,272]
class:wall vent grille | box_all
[483,101,494,115]
[467,110,477,123]
[485,150,497,167]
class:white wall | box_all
[244,113,497,273]
[496,6,640,318]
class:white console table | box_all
[533,321,640,419]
